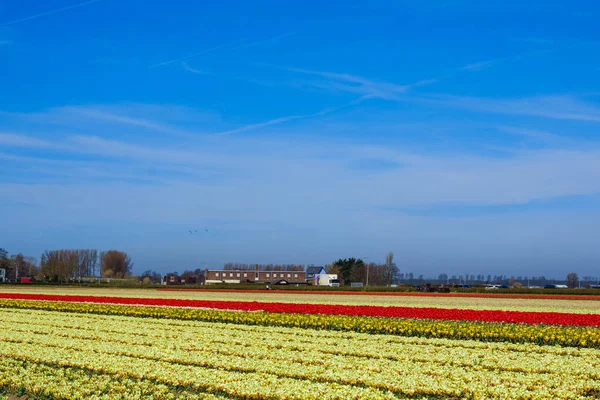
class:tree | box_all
[325,263,340,275]
[0,248,10,282]
[383,252,399,285]
[180,269,205,284]
[566,272,579,289]
[76,249,98,277]
[24,256,39,277]
[38,249,97,281]
[141,270,162,284]
[0,248,9,269]
[100,250,133,278]
[10,253,26,280]
[40,250,80,282]
[331,258,364,285]
[350,262,367,284]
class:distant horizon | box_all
[2,1,600,276]
[3,245,597,284]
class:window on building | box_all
[287,273,291,278]
[294,274,298,278]
[243,273,247,278]
[266,273,270,278]
[229,273,233,278]
[236,273,240,277]
[215,272,219,277]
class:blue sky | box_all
[2,0,600,277]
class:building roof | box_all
[306,266,325,274]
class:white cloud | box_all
[4,105,600,275]
[460,60,493,71]
[182,61,210,75]
[62,106,198,137]
[0,132,61,148]
[418,94,600,122]
[0,104,215,138]
[67,135,224,166]
[4,102,600,218]
[4,120,600,210]
[282,66,438,100]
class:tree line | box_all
[40,249,133,281]
[0,248,38,281]
[326,252,399,286]
[0,247,132,282]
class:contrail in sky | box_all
[0,0,101,27]
[149,32,295,69]
[214,97,366,137]
[149,42,241,69]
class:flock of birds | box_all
[189,228,208,235]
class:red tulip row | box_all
[1,292,599,327]
[158,288,600,301]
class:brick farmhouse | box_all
[204,269,306,284]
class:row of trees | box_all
[2,247,134,282]
[0,248,39,281]
[327,252,399,286]
[40,249,99,280]
[39,249,133,282]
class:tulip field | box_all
[1,289,600,399]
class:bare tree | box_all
[0,249,10,276]
[76,249,98,277]
[40,250,79,282]
[10,254,26,280]
[100,250,133,278]
[23,256,38,277]
[384,252,398,285]
[566,272,579,288]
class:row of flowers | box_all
[4,305,593,359]
[159,287,600,301]
[5,290,599,315]
[2,298,600,348]
[2,307,600,399]
[3,308,599,378]
[0,335,399,399]
[0,357,229,400]
[1,292,599,326]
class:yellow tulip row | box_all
[0,357,224,400]
[4,307,594,363]
[2,298,600,348]
[2,308,597,371]
[2,308,600,399]
[0,337,399,399]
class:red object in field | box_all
[20,278,31,283]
